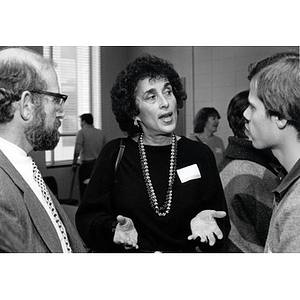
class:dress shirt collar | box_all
[0,137,27,159]
[0,137,33,179]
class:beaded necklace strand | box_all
[138,132,177,216]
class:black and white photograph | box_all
[1,1,299,299]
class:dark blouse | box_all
[76,136,230,252]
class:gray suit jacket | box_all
[0,150,86,253]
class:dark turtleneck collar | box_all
[218,136,281,175]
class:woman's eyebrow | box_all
[143,82,172,95]
[144,88,156,95]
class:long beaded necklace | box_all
[138,132,177,216]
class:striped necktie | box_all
[32,160,72,253]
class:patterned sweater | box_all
[219,137,279,252]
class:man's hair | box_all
[0,47,54,124]
[193,107,221,133]
[248,51,299,80]
[110,54,187,136]
[80,113,93,125]
[249,52,300,136]
[227,90,249,138]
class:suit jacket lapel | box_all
[23,189,63,252]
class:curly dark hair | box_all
[0,47,51,124]
[227,90,249,138]
[110,54,187,136]
[193,107,221,133]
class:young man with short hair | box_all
[244,51,300,252]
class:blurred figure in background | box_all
[72,113,105,199]
[190,107,225,165]
[219,90,280,252]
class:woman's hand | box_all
[113,215,139,250]
[188,210,226,246]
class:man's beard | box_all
[25,106,61,151]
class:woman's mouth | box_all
[159,112,173,123]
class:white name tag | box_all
[177,164,201,183]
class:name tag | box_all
[177,164,201,183]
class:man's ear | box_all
[275,116,288,129]
[19,91,34,121]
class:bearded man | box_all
[0,47,85,252]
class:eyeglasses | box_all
[29,90,68,106]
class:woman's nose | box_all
[159,95,169,108]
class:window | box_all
[43,46,101,166]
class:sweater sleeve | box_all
[276,205,300,252]
[75,139,122,252]
[226,188,266,253]
[272,185,300,252]
[221,162,275,252]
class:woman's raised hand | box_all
[188,210,226,246]
[113,215,139,250]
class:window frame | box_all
[43,46,101,167]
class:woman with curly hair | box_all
[76,54,230,252]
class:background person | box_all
[0,47,85,253]
[72,113,105,199]
[219,90,280,252]
[189,107,225,165]
[244,51,300,253]
[76,54,230,253]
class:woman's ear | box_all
[19,91,34,121]
[133,116,141,127]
